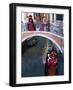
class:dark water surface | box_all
[22,36,64,77]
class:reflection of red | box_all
[48,58,58,68]
[27,16,35,31]
[46,50,58,68]
[45,49,58,75]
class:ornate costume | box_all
[27,15,36,31]
[45,49,58,76]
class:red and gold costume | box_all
[45,49,58,76]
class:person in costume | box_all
[27,15,36,31]
[45,49,58,76]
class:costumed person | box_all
[34,15,41,31]
[27,15,36,31]
[45,49,58,76]
[40,17,50,31]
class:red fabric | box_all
[28,22,35,31]
[46,56,57,68]
[28,18,35,31]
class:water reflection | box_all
[22,36,64,77]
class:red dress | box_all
[47,57,57,69]
[46,54,58,75]
[27,18,36,31]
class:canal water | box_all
[22,36,64,77]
